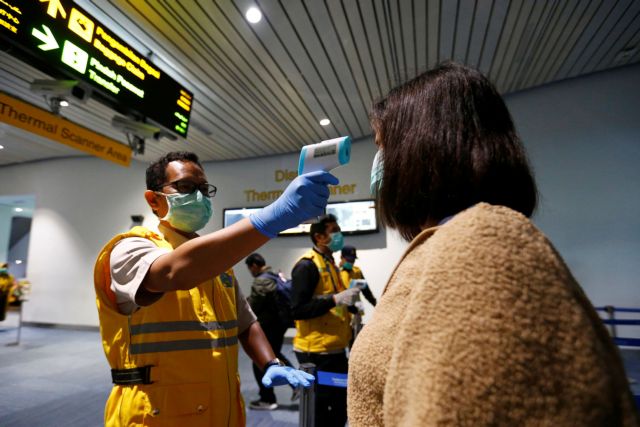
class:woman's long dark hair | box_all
[373,62,538,241]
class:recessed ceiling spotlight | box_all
[59,100,69,107]
[319,118,331,126]
[0,145,4,150]
[15,260,22,265]
[246,7,262,24]
[14,207,23,212]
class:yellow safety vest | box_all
[293,250,352,353]
[340,265,364,287]
[0,275,13,293]
[94,226,244,427]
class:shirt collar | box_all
[158,223,193,248]
[313,246,335,264]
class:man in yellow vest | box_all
[290,214,361,427]
[94,151,338,426]
[339,245,377,308]
[0,263,16,321]
[339,245,377,345]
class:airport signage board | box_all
[0,92,132,166]
[0,0,192,136]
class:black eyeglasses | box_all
[159,180,217,197]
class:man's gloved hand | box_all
[250,171,339,238]
[262,366,315,388]
[333,287,361,306]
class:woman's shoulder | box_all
[448,202,535,233]
[415,203,544,254]
[404,203,569,287]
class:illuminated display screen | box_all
[223,200,377,236]
[326,200,377,234]
[0,0,192,136]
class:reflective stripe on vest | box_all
[130,336,239,354]
[130,320,238,335]
[129,320,239,354]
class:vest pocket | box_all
[143,382,211,427]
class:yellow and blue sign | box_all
[0,92,132,166]
[0,0,192,137]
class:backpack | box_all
[259,271,294,328]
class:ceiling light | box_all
[0,145,4,150]
[319,118,331,126]
[15,260,22,265]
[59,99,69,107]
[246,7,262,23]
[14,207,23,212]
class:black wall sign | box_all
[0,0,192,136]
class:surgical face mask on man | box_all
[328,232,344,252]
[158,190,212,233]
[370,149,384,195]
[342,261,353,270]
[0,268,7,275]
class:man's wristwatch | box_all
[263,358,285,372]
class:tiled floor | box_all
[0,320,298,426]
[0,319,638,426]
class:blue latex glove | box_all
[250,171,339,238]
[262,365,315,389]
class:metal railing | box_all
[595,305,640,347]
[298,363,348,427]
[298,363,316,427]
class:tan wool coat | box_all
[348,203,638,426]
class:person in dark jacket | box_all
[290,215,361,427]
[245,253,294,410]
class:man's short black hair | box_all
[146,151,203,191]
[245,253,266,267]
[309,214,338,245]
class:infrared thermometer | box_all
[298,136,351,175]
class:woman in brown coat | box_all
[347,62,638,426]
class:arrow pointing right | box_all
[32,25,59,51]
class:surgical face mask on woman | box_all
[370,150,384,195]
[328,232,344,252]
[158,190,212,233]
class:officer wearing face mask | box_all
[290,213,360,427]
[94,151,338,427]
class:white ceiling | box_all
[1,0,639,167]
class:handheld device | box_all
[298,136,351,175]
[349,279,368,290]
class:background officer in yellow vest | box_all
[0,263,16,321]
[290,214,361,427]
[94,151,337,426]
[339,245,377,343]
[339,245,377,308]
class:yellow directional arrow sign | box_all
[31,25,59,51]
[40,0,67,20]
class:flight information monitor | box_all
[326,200,377,234]
[0,0,192,136]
